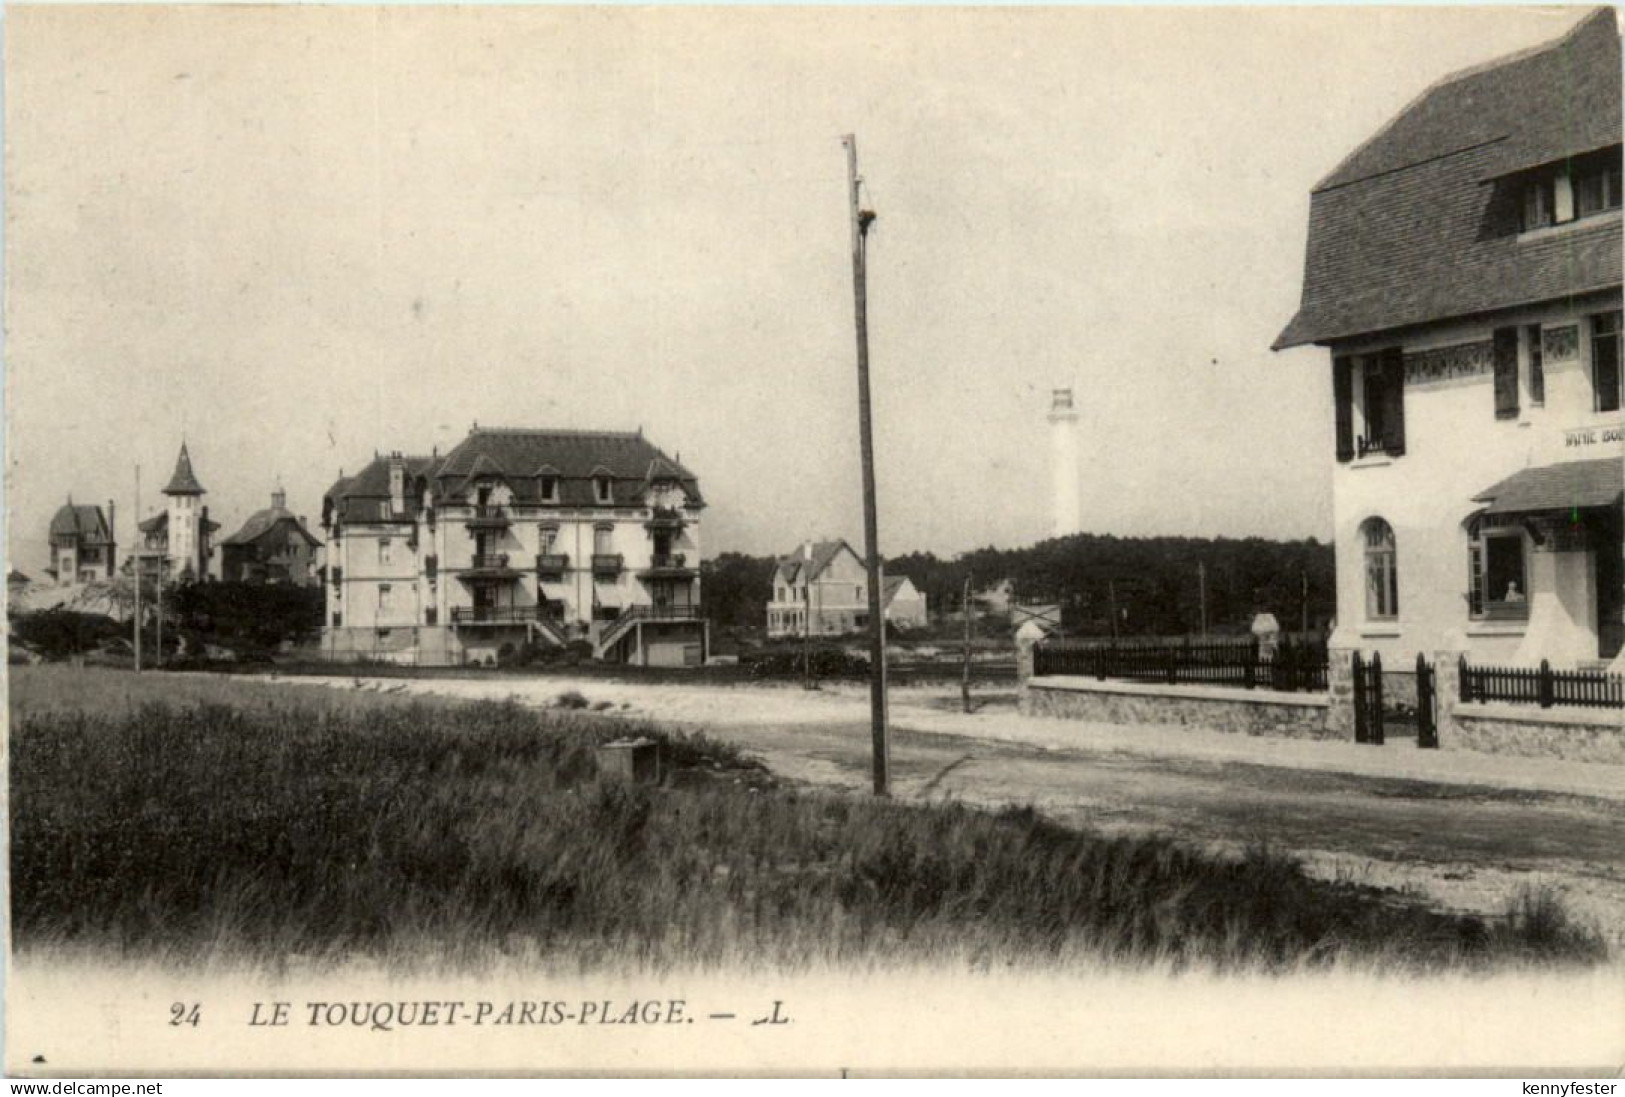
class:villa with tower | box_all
[130,442,219,583]
[320,425,707,667]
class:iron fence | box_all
[1459,657,1624,709]
[1033,636,1328,692]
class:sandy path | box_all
[266,672,1625,933]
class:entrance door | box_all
[1591,509,1623,660]
[473,583,497,621]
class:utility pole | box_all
[961,574,973,714]
[842,133,889,797]
[133,464,143,673]
[1301,568,1309,636]
[155,534,164,668]
[801,581,812,689]
[1198,561,1208,638]
[1108,579,1119,643]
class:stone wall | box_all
[1020,677,1335,739]
[1446,703,1625,764]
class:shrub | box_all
[10,609,124,660]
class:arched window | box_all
[1361,518,1398,620]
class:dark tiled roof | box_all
[1473,456,1624,513]
[163,443,206,495]
[1276,9,1622,350]
[322,455,439,524]
[49,503,111,543]
[323,429,704,522]
[221,507,322,548]
[434,429,702,508]
[138,511,221,535]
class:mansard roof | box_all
[321,428,703,521]
[1275,9,1622,350]
[49,503,111,543]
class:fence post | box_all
[1371,651,1385,745]
[1352,650,1367,743]
[1245,638,1257,690]
[1538,659,1554,708]
[1166,645,1177,686]
[1458,654,1470,704]
[1415,651,1437,749]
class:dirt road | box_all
[278,672,1625,936]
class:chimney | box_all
[388,452,406,514]
[803,540,814,560]
[1048,387,1081,539]
[272,486,287,510]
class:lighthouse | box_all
[1048,388,1080,539]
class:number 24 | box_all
[169,1003,200,1027]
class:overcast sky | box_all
[3,4,1596,573]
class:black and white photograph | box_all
[3,2,1623,1078]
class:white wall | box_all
[1329,294,1623,668]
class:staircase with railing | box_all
[593,602,703,658]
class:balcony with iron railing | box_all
[450,605,541,626]
[592,553,625,575]
[644,507,687,531]
[637,552,695,578]
[536,553,570,575]
[464,505,511,529]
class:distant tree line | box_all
[702,534,1335,638]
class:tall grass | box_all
[7,668,1607,976]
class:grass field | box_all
[8,666,1608,976]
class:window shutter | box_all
[1467,534,1484,618]
[1493,327,1519,419]
[1333,356,1354,462]
[1381,348,1406,457]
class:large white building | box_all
[1276,9,1623,671]
[321,427,707,667]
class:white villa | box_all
[321,426,707,667]
[1275,9,1623,671]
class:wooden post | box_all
[133,464,143,673]
[842,134,889,797]
[961,574,973,714]
[1538,658,1554,708]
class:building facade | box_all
[130,443,218,582]
[1276,9,1623,671]
[767,540,872,638]
[220,488,323,585]
[47,500,115,586]
[321,427,707,666]
[882,575,929,630]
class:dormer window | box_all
[594,476,613,504]
[1521,176,1559,231]
[1576,161,1622,217]
[1519,151,1622,232]
[539,475,559,504]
